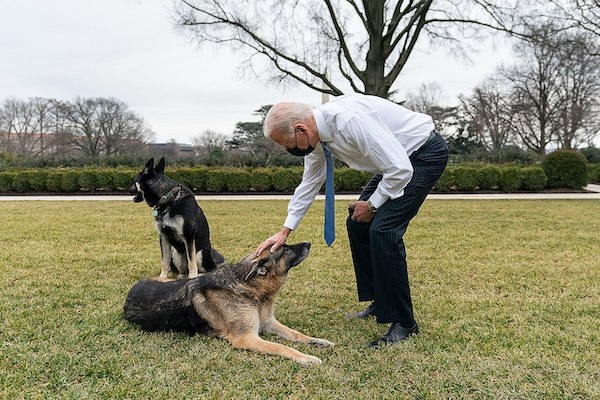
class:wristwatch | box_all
[367,200,378,213]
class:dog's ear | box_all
[144,158,155,174]
[155,157,166,175]
[244,260,268,281]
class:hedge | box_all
[0,164,587,194]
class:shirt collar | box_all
[313,108,333,142]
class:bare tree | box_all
[503,24,565,159]
[554,32,600,149]
[459,77,515,152]
[62,97,105,157]
[536,0,600,47]
[503,24,600,158]
[191,129,228,157]
[404,82,444,113]
[97,98,153,156]
[0,98,39,157]
[174,0,526,99]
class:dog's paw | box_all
[297,355,322,366]
[309,338,335,348]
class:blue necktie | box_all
[322,142,335,246]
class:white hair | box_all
[263,102,313,139]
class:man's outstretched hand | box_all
[255,227,292,255]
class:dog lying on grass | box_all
[123,242,334,366]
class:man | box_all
[255,93,448,348]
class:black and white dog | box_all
[129,157,224,279]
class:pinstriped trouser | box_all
[346,132,448,326]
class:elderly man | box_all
[255,93,448,348]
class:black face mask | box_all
[286,145,315,157]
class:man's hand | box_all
[348,201,375,223]
[255,227,292,255]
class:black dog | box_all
[129,157,223,279]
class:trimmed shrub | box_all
[46,172,64,192]
[433,167,454,192]
[61,171,81,192]
[521,167,547,191]
[591,164,600,183]
[337,168,369,191]
[78,170,98,191]
[249,168,272,192]
[498,167,523,192]
[0,172,15,192]
[113,170,136,190]
[272,167,303,192]
[453,166,481,191]
[543,150,590,189]
[205,169,228,192]
[225,169,252,192]
[95,170,114,190]
[169,168,196,190]
[28,171,48,191]
[479,165,501,190]
[11,172,31,193]
[191,168,209,192]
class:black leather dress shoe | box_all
[347,301,376,319]
[368,322,419,348]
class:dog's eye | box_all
[257,266,267,276]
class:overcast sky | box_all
[0,0,514,144]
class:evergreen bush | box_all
[521,167,547,191]
[434,167,454,192]
[0,172,15,192]
[78,170,98,191]
[543,150,590,189]
[113,170,136,190]
[479,165,501,190]
[498,167,523,192]
[46,172,64,192]
[453,166,481,191]
[61,171,81,192]
[205,169,228,192]
[337,168,369,191]
[11,172,31,193]
[224,169,252,192]
[272,167,303,192]
[249,168,273,192]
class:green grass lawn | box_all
[1,199,599,399]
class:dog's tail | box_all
[210,248,225,265]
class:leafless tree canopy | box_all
[0,97,154,158]
[531,0,600,48]
[191,129,228,156]
[459,78,514,152]
[174,0,525,98]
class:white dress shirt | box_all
[283,93,435,231]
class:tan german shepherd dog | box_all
[123,242,334,366]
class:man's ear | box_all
[155,157,166,175]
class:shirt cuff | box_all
[284,214,301,231]
[368,190,388,209]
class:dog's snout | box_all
[128,183,138,195]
